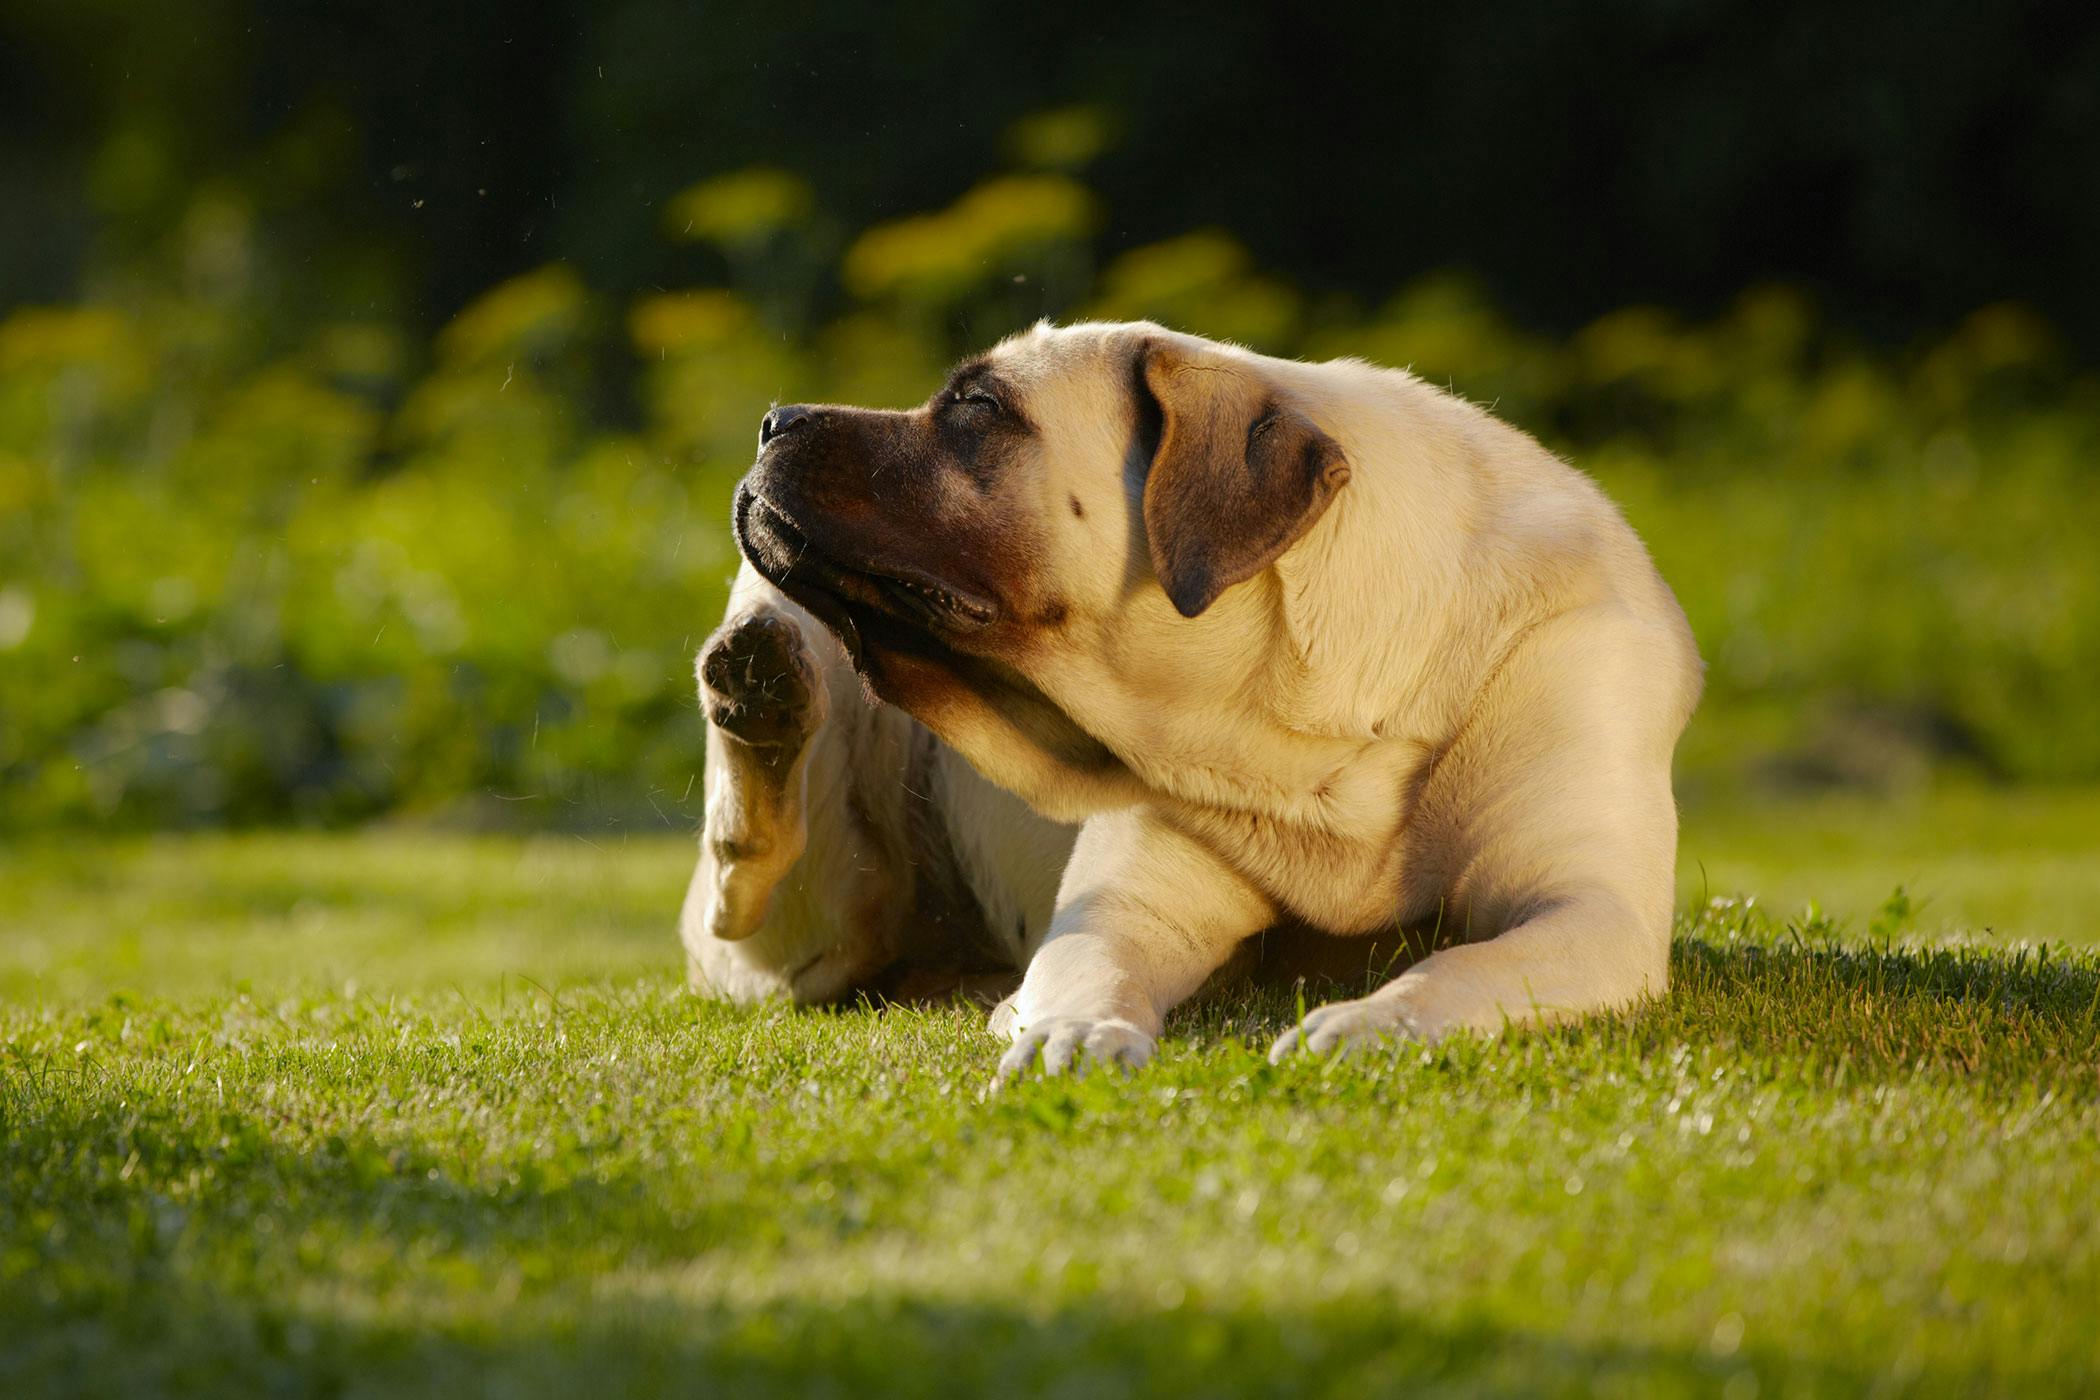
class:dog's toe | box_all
[986,991,1022,1040]
[1269,997,1423,1063]
[994,1015,1155,1086]
[1082,1020,1153,1069]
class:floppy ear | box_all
[1139,343,1352,618]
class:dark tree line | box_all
[5,0,2099,351]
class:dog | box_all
[680,320,1703,1078]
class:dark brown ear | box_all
[1139,343,1352,618]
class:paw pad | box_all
[700,613,818,748]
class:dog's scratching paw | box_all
[1267,995,1435,1063]
[995,1015,1155,1084]
[700,612,820,750]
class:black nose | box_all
[759,404,815,447]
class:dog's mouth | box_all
[733,484,998,654]
[734,480,1135,795]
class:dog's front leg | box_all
[992,807,1272,1081]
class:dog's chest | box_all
[1170,750,1425,935]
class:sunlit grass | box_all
[0,832,684,1003]
[4,788,2099,1395]
[1678,783,2100,947]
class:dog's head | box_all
[734,321,1352,816]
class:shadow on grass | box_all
[0,1094,1843,1398]
[4,1252,1865,1400]
[1652,934,2100,1086]
[1170,932,2100,1094]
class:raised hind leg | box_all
[690,605,825,947]
[679,566,859,1002]
[680,567,1066,1007]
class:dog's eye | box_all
[955,389,1001,412]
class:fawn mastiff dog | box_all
[679,320,1702,1079]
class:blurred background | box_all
[3,0,2097,840]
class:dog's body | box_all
[682,321,1702,1075]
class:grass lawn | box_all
[3,786,2098,1397]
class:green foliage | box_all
[4,810,2100,1396]
[4,163,2097,828]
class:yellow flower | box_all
[627,291,754,355]
[663,168,815,245]
[842,176,1098,301]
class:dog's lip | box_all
[734,484,998,634]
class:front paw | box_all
[1267,994,1434,1063]
[996,1016,1156,1083]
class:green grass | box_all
[5,789,2100,1396]
[1678,783,2100,948]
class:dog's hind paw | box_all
[699,611,822,750]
